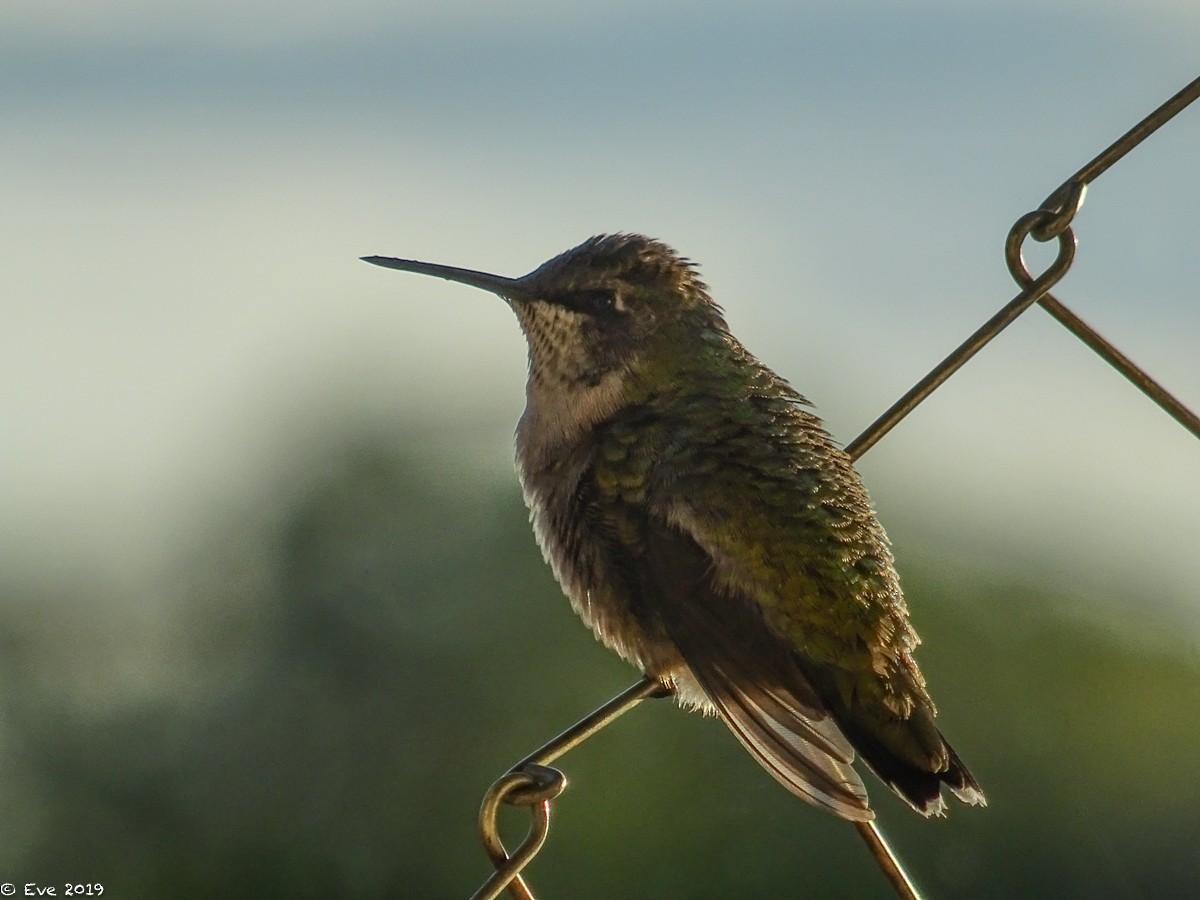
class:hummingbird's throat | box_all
[513,300,635,470]
[514,299,626,390]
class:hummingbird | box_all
[363,234,984,821]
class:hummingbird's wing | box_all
[579,377,983,817]
[631,422,985,818]
[639,521,874,821]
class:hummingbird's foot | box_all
[648,676,678,700]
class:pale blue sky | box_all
[4,2,1198,635]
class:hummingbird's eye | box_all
[573,288,621,316]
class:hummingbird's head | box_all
[363,233,729,395]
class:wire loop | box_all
[472,769,554,900]
[1029,180,1087,242]
[471,676,667,900]
[496,764,568,808]
[1005,212,1077,292]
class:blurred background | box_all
[3,1,1199,897]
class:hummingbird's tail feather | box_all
[690,656,875,821]
[826,705,987,817]
[642,524,874,821]
[944,743,987,807]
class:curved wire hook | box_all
[471,676,670,900]
[1005,211,1077,291]
[1007,187,1200,442]
[1029,180,1087,242]
[472,766,566,900]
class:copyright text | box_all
[0,886,104,897]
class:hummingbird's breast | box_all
[514,389,685,680]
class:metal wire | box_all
[471,74,1200,900]
[1035,296,1200,437]
[844,208,1078,461]
[855,821,922,900]
[847,75,1200,459]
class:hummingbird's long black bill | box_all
[361,255,529,301]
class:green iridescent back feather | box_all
[587,280,969,792]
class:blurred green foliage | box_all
[1,433,1197,898]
